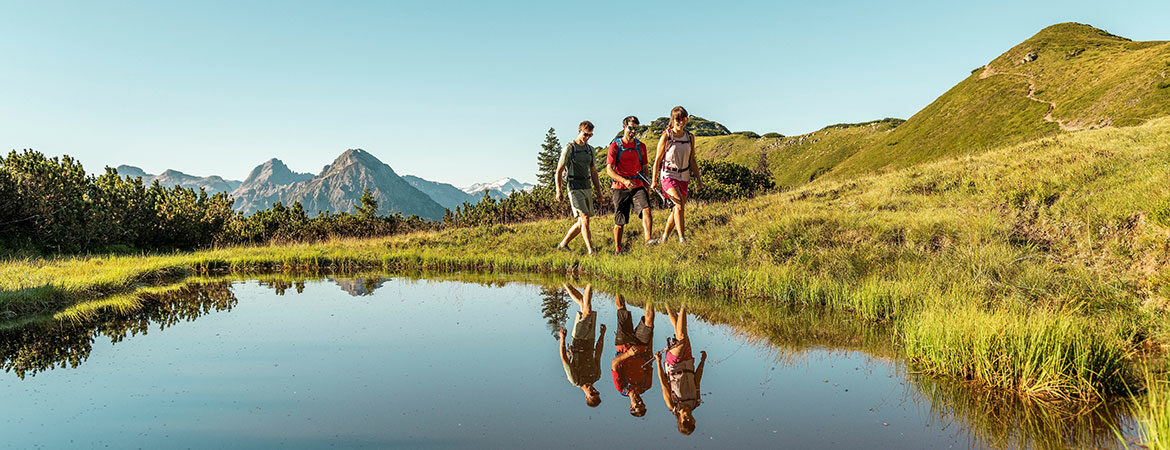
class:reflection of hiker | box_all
[655,304,707,435]
[556,121,601,255]
[607,115,658,254]
[612,294,654,417]
[651,106,701,245]
[559,283,605,407]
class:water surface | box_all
[0,275,1139,448]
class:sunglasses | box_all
[626,125,639,130]
[584,132,593,137]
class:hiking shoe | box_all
[556,243,572,252]
[645,238,661,246]
[678,237,687,245]
[614,247,626,255]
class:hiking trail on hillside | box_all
[979,66,1105,132]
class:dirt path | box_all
[979,66,1096,131]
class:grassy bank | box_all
[4,118,1170,410]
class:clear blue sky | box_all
[2,1,1167,186]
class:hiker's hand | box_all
[693,179,701,191]
[650,178,659,190]
[600,324,607,333]
[555,191,563,202]
[700,351,707,360]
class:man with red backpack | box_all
[606,116,659,254]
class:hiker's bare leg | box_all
[661,209,675,240]
[665,304,679,330]
[615,293,626,310]
[676,304,688,340]
[580,215,594,252]
[559,221,581,247]
[664,187,686,241]
[642,300,655,325]
[613,225,623,250]
[582,284,592,313]
[676,192,688,241]
[564,282,585,309]
[641,207,653,242]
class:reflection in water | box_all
[559,283,603,408]
[910,374,1137,449]
[540,286,571,338]
[0,281,237,379]
[0,273,1143,447]
[656,304,707,435]
[612,293,654,417]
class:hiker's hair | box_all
[677,414,695,435]
[579,121,594,132]
[670,106,689,128]
[631,404,646,417]
[622,116,640,127]
[586,392,601,408]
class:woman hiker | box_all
[655,303,707,435]
[555,121,601,255]
[651,106,701,245]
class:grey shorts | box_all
[568,188,595,217]
[615,308,653,346]
[571,310,597,343]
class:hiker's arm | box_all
[695,350,707,388]
[590,164,600,192]
[611,348,635,370]
[606,164,631,189]
[689,139,701,190]
[555,164,566,202]
[652,134,667,188]
[656,354,674,409]
[558,328,569,364]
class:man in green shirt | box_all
[558,282,605,407]
[555,121,601,255]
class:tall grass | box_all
[3,117,1170,405]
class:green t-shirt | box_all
[559,141,595,190]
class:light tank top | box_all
[662,130,693,182]
[667,359,700,410]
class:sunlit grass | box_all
[3,117,1170,405]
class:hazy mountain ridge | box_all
[402,175,477,210]
[115,165,241,195]
[230,158,315,214]
[280,149,447,220]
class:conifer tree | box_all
[536,127,561,189]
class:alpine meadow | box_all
[4,20,1170,448]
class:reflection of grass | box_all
[911,374,1134,449]
[1137,366,1170,449]
[3,118,1170,408]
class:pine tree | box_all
[536,127,561,189]
[354,188,379,219]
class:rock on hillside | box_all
[230,158,315,214]
[829,22,1170,176]
[283,149,447,220]
[403,175,477,210]
[115,166,241,195]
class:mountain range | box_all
[116,151,533,220]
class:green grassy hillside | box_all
[830,22,1170,176]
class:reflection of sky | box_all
[0,278,1043,448]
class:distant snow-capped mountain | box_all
[461,178,534,199]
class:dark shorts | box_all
[615,308,654,346]
[612,187,650,226]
